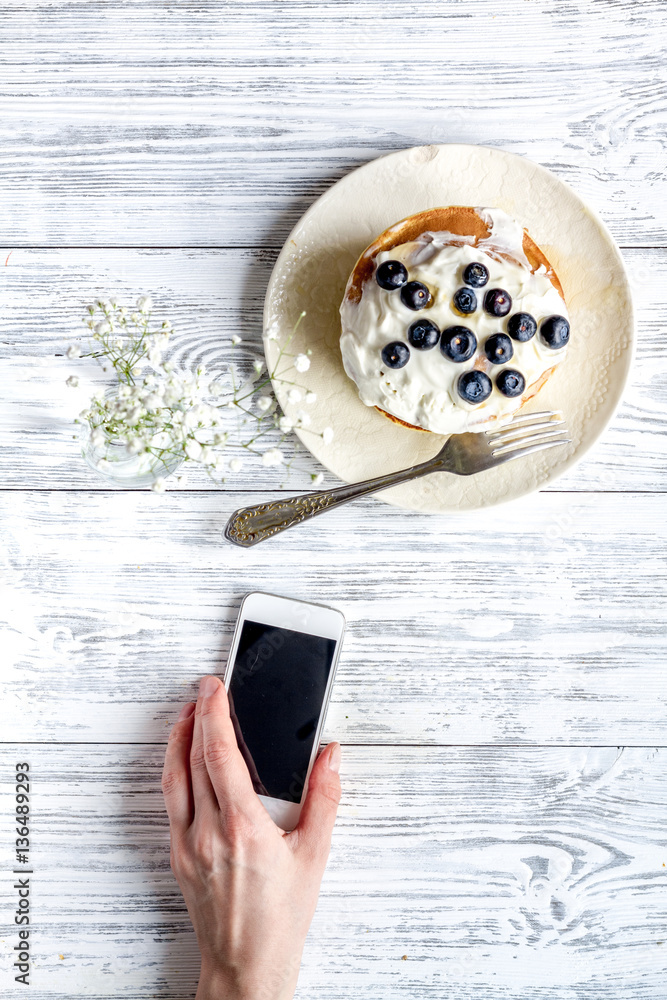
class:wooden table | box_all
[2,2,666,997]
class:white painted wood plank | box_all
[2,490,666,744]
[1,248,664,492]
[1,1,665,246]
[0,744,665,998]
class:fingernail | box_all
[177,702,195,722]
[199,675,219,698]
[328,742,341,773]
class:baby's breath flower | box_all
[231,334,242,345]
[137,295,153,314]
[265,323,279,341]
[294,354,310,373]
[295,409,311,427]
[66,375,79,388]
[322,426,334,444]
[278,415,294,432]
[257,395,274,413]
[311,472,324,487]
[305,391,317,404]
[253,359,265,376]
[262,448,284,467]
[67,344,82,359]
[287,388,302,404]
[185,438,203,461]
[95,320,111,336]
[151,477,166,493]
[229,457,243,473]
[127,438,146,455]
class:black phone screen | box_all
[228,620,337,803]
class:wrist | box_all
[196,963,297,1000]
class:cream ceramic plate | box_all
[263,144,634,513]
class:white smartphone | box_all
[223,591,346,832]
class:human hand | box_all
[161,674,342,1000]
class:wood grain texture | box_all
[1,247,665,493]
[2,489,666,745]
[2,1,667,996]
[1,744,666,999]
[1,1,665,247]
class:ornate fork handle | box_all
[224,454,450,547]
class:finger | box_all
[190,676,223,818]
[198,674,267,819]
[289,742,341,865]
[161,702,196,833]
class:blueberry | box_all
[440,326,477,363]
[453,287,477,315]
[407,319,440,350]
[496,369,526,398]
[457,370,492,404]
[507,312,537,342]
[484,333,514,365]
[400,281,432,311]
[540,315,570,349]
[381,341,410,369]
[376,260,408,290]
[484,288,512,317]
[463,262,489,288]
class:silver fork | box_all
[224,410,570,547]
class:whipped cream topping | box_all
[339,208,569,435]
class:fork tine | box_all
[493,437,571,465]
[486,410,561,437]
[486,415,564,446]
[492,426,569,455]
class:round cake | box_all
[339,206,570,435]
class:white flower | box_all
[185,438,203,461]
[127,437,145,455]
[295,409,311,427]
[208,381,223,396]
[137,295,153,313]
[90,428,106,447]
[311,473,324,488]
[231,334,242,345]
[262,448,284,467]
[148,348,162,366]
[287,388,302,404]
[151,477,166,493]
[322,426,334,444]
[265,323,279,341]
[257,395,274,412]
[67,344,82,359]
[305,391,317,404]
[161,320,172,331]
[66,375,79,388]
[95,320,111,336]
[229,457,243,473]
[279,415,293,432]
[253,359,265,376]
[96,458,111,471]
[294,354,310,373]
[200,446,216,466]
[144,393,162,410]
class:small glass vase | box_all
[81,424,183,489]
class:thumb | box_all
[291,742,341,865]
